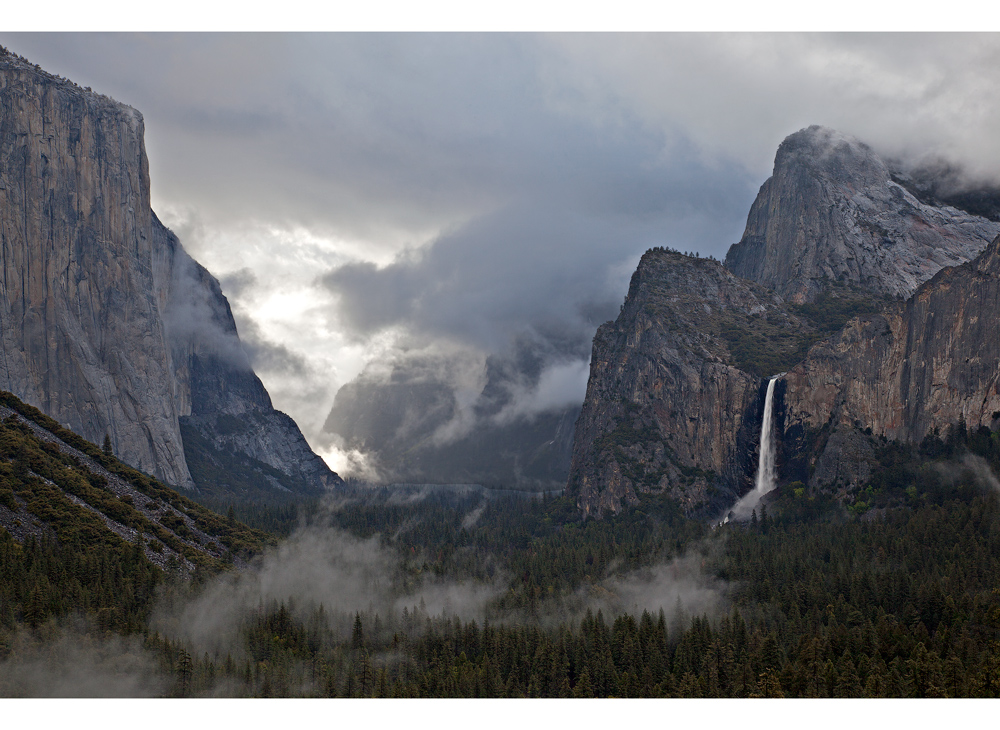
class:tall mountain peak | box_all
[567,248,823,518]
[570,128,1000,518]
[773,125,887,188]
[725,125,1000,303]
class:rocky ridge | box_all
[0,47,339,498]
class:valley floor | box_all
[3,425,1000,697]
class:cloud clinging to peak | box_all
[3,32,999,471]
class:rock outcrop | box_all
[0,49,192,486]
[0,47,339,497]
[568,249,823,518]
[781,234,1000,486]
[725,126,1000,303]
[158,221,340,497]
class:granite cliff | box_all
[0,47,339,498]
[570,125,1000,517]
[568,249,822,518]
[725,126,1000,303]
[781,234,1000,492]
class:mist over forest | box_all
[4,30,1000,705]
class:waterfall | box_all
[753,376,779,497]
[722,375,781,523]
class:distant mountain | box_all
[0,47,340,501]
[570,126,1000,517]
[325,346,577,490]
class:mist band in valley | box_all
[723,374,782,524]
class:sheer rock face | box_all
[568,250,819,518]
[0,49,338,494]
[725,126,1000,303]
[783,234,1000,451]
[0,50,192,486]
[570,125,1000,517]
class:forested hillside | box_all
[0,389,272,644]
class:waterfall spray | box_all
[722,375,781,524]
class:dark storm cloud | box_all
[321,144,753,355]
[6,32,999,461]
[314,129,753,458]
[6,33,999,246]
[543,33,1000,186]
[0,34,533,238]
[0,33,756,248]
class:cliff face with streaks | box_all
[781,234,1000,487]
[0,47,338,497]
[568,249,821,518]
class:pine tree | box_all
[176,649,194,697]
[352,612,365,652]
[573,665,594,698]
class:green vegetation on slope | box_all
[718,288,885,378]
[791,288,885,334]
[0,391,274,564]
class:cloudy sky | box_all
[2,30,999,475]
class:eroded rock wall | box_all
[0,49,193,486]
[568,250,820,518]
[783,235,1000,447]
